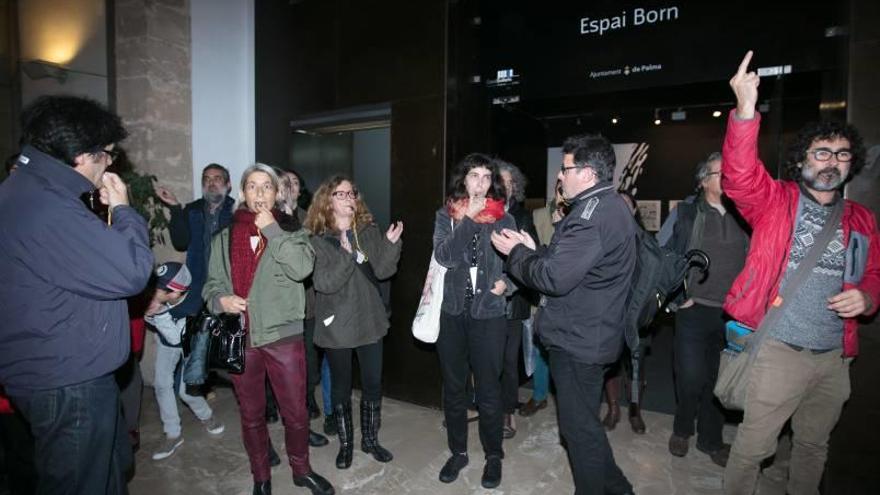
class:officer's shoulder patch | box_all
[581,197,599,220]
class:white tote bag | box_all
[411,252,446,343]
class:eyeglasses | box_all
[559,163,582,174]
[93,148,119,162]
[331,190,359,200]
[705,171,721,178]
[807,148,853,162]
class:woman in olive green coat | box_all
[305,175,403,470]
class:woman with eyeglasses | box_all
[203,164,334,495]
[304,175,403,470]
[432,153,516,489]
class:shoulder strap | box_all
[748,198,844,350]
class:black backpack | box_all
[623,227,709,349]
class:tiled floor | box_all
[127,386,798,494]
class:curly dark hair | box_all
[562,133,615,181]
[446,153,506,202]
[20,95,128,167]
[785,121,866,181]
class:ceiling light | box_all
[712,110,722,118]
[611,117,618,124]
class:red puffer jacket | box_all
[721,111,880,357]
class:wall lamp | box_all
[22,59,69,83]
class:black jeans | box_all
[549,349,632,495]
[436,312,506,458]
[672,303,725,450]
[501,319,523,414]
[325,339,383,406]
[0,407,37,495]
[303,318,321,395]
[12,374,131,495]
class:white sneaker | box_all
[152,435,183,461]
[202,416,225,435]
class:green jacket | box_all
[203,222,315,348]
[311,224,401,349]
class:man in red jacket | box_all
[721,51,880,495]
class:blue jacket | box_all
[0,146,154,395]
[167,195,234,318]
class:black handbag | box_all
[205,312,247,374]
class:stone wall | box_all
[115,0,191,265]
[115,0,193,384]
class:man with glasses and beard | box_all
[155,164,235,320]
[721,51,880,495]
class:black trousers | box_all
[672,303,725,450]
[436,312,506,458]
[303,318,321,394]
[0,407,37,495]
[325,339,383,406]
[549,349,632,495]
[501,319,523,414]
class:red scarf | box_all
[446,197,506,224]
[230,208,266,300]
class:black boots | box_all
[360,399,393,463]
[307,391,321,420]
[602,375,622,430]
[309,429,329,447]
[323,414,337,436]
[268,440,281,467]
[293,471,335,495]
[333,403,354,469]
[253,480,271,495]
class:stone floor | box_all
[129,387,792,495]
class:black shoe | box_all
[309,429,329,447]
[323,415,337,436]
[334,403,354,469]
[268,441,281,467]
[307,393,321,420]
[481,456,502,489]
[293,471,335,495]
[628,404,646,435]
[438,453,469,483]
[360,400,393,463]
[668,434,689,457]
[696,442,731,467]
[253,480,271,495]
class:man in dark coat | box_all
[492,134,636,495]
[0,95,154,494]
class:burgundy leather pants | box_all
[230,339,310,481]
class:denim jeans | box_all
[154,335,213,437]
[549,350,632,495]
[531,341,550,402]
[321,357,332,416]
[12,374,131,495]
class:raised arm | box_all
[721,51,785,226]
